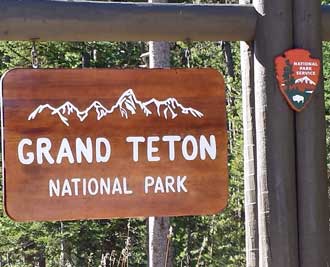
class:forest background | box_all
[0,0,329,266]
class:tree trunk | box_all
[149,41,170,69]
[253,0,299,266]
[223,41,235,78]
[60,221,66,267]
[293,0,330,266]
[240,1,258,262]
[82,51,91,68]
[38,252,46,267]
[148,217,172,267]
[147,1,172,267]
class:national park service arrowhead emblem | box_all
[275,49,320,112]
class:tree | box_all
[147,0,173,266]
[283,59,295,91]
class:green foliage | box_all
[0,40,244,266]
[170,41,245,267]
[323,41,330,167]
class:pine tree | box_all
[283,59,295,91]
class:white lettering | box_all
[96,137,111,163]
[88,178,99,195]
[37,138,54,164]
[126,136,145,162]
[56,138,74,164]
[154,176,165,193]
[76,137,93,163]
[200,135,217,160]
[71,178,81,196]
[165,176,176,193]
[61,179,72,196]
[123,177,133,194]
[144,175,188,194]
[82,178,87,196]
[112,177,123,194]
[182,135,198,160]
[145,176,154,193]
[48,176,134,197]
[18,138,34,164]
[49,179,60,197]
[100,178,111,195]
[147,136,160,162]
[177,176,188,192]
[162,135,181,161]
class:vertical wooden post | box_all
[293,0,330,266]
[253,0,299,266]
[241,39,259,267]
[240,0,259,264]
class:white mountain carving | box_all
[28,89,204,126]
[77,101,109,121]
[295,76,316,85]
[28,103,71,126]
[107,89,152,119]
[143,97,203,120]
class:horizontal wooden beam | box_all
[0,0,257,42]
[322,5,330,41]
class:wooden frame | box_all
[0,0,330,41]
[0,0,256,41]
[0,0,329,266]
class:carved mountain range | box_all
[295,76,316,85]
[28,89,204,126]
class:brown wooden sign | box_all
[1,68,228,222]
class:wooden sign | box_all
[1,68,228,222]
[275,48,321,111]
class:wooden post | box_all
[293,0,330,266]
[240,1,258,266]
[321,5,330,41]
[253,0,299,266]
[240,30,259,267]
[241,39,259,267]
[321,5,330,40]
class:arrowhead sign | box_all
[275,49,320,112]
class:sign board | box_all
[1,68,228,221]
[275,48,320,112]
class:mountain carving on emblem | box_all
[294,76,316,85]
[28,89,204,126]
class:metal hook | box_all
[184,38,193,68]
[31,40,39,69]
[184,48,191,68]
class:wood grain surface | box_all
[0,0,257,41]
[2,68,228,222]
